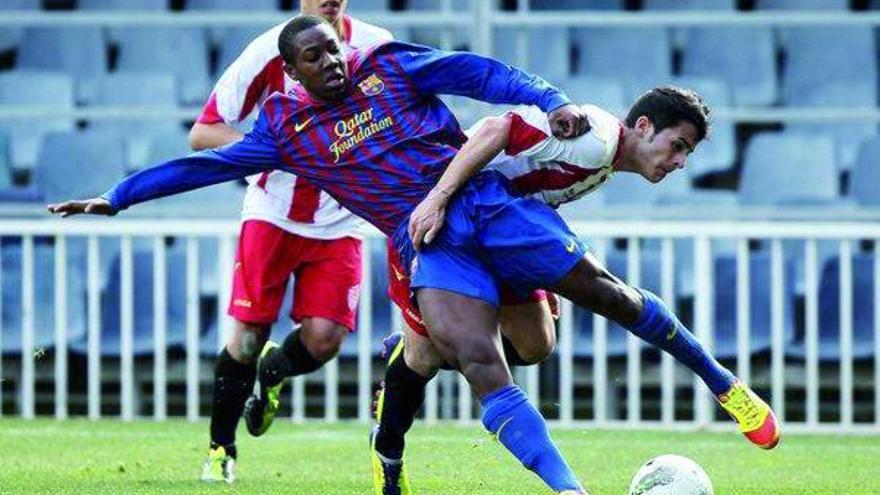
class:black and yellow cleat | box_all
[200,445,235,484]
[243,341,282,437]
[370,426,411,495]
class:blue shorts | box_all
[398,171,587,307]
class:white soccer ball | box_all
[628,454,714,495]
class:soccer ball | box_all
[628,454,714,495]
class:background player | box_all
[189,1,393,484]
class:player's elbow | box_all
[478,115,511,149]
[188,124,210,151]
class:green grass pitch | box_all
[1,418,877,494]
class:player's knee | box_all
[300,318,346,362]
[227,320,269,363]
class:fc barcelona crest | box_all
[358,74,385,96]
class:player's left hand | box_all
[47,197,117,218]
[408,190,449,250]
[548,104,589,139]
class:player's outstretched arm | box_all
[47,197,116,218]
[409,114,511,249]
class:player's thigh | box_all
[228,220,303,325]
[293,236,363,332]
[549,252,642,326]
[401,318,444,378]
[498,297,556,364]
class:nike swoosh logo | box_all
[294,115,315,132]
[565,239,576,253]
[666,324,678,341]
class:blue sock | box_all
[481,385,583,493]
[629,289,735,396]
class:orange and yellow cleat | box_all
[717,380,781,449]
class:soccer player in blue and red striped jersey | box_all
[50,15,591,495]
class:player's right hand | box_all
[47,197,117,218]
[408,190,449,251]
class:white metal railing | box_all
[0,218,878,434]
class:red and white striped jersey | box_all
[482,104,624,207]
[196,15,393,239]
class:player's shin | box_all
[628,289,735,395]
[260,328,324,385]
[374,351,430,460]
[481,385,584,493]
[210,348,256,453]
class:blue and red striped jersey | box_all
[106,41,570,235]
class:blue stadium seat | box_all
[850,138,880,207]
[557,77,626,116]
[116,27,211,105]
[572,28,671,92]
[347,0,391,12]
[71,246,188,356]
[0,0,41,53]
[712,253,797,360]
[784,80,877,172]
[17,27,108,105]
[91,72,180,170]
[0,71,75,172]
[78,0,168,9]
[757,0,848,9]
[739,132,838,206]
[1,240,88,355]
[187,0,277,9]
[672,77,736,177]
[33,130,127,204]
[493,27,572,83]
[530,0,623,9]
[643,0,735,10]
[215,26,268,77]
[787,254,875,361]
[408,2,471,50]
[680,26,776,107]
[145,129,191,165]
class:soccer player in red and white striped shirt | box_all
[190,1,392,484]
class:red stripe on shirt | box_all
[511,161,603,195]
[196,93,223,124]
[238,57,285,123]
[341,14,353,44]
[505,111,549,156]
[288,178,321,223]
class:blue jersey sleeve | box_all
[104,112,281,211]
[388,42,570,113]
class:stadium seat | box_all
[712,253,797,360]
[493,27,573,84]
[16,27,108,105]
[187,0,277,9]
[33,130,127,204]
[0,71,76,172]
[347,0,391,13]
[530,0,623,9]
[70,246,188,356]
[78,0,168,9]
[557,77,626,116]
[787,254,875,361]
[0,0,41,53]
[572,27,672,93]
[116,27,211,105]
[757,0,849,9]
[642,0,735,10]
[739,132,838,206]
[215,26,268,77]
[1,240,88,355]
[850,138,880,207]
[91,72,181,170]
[680,26,777,107]
[408,1,471,50]
[671,77,736,177]
[785,81,877,172]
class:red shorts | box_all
[229,220,362,330]
[385,239,546,337]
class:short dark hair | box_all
[278,14,331,65]
[624,86,711,142]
